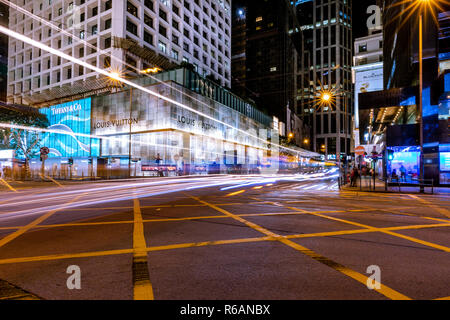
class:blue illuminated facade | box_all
[39,98,99,158]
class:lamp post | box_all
[419,7,424,193]
[320,91,345,182]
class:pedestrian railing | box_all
[387,178,434,194]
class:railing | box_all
[387,178,434,194]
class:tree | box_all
[0,106,49,178]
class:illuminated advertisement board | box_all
[440,152,450,171]
[354,63,383,128]
[40,98,99,157]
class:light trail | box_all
[0,122,255,163]
[0,171,339,221]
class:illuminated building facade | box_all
[27,68,319,178]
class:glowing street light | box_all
[321,93,331,103]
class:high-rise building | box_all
[296,0,353,160]
[7,0,232,105]
[231,0,303,140]
[352,29,383,147]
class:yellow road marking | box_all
[0,279,41,300]
[249,196,450,253]
[277,237,410,300]
[226,190,246,197]
[39,173,64,188]
[132,197,154,300]
[0,194,84,248]
[0,178,17,192]
[188,195,410,300]
[0,248,134,265]
[435,296,450,300]
[0,223,448,267]
[279,204,450,253]
[409,195,450,219]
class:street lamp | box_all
[107,69,133,178]
[419,1,424,192]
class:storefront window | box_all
[387,147,420,181]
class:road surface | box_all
[0,172,448,300]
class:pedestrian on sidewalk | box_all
[350,167,359,187]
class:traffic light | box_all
[68,158,74,165]
[387,150,394,161]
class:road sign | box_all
[40,154,48,161]
[40,147,50,155]
[355,146,366,156]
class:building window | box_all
[144,0,153,11]
[159,25,167,38]
[92,6,98,17]
[171,49,179,60]
[126,19,138,36]
[105,19,112,30]
[144,31,153,45]
[159,9,167,21]
[158,41,166,53]
[92,25,98,35]
[127,1,138,17]
[172,19,179,30]
[172,34,179,45]
[105,0,112,10]
[359,44,367,52]
[105,37,111,48]
[144,14,153,28]
[173,5,179,16]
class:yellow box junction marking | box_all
[0,194,84,249]
[188,195,411,300]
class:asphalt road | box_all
[0,172,448,300]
